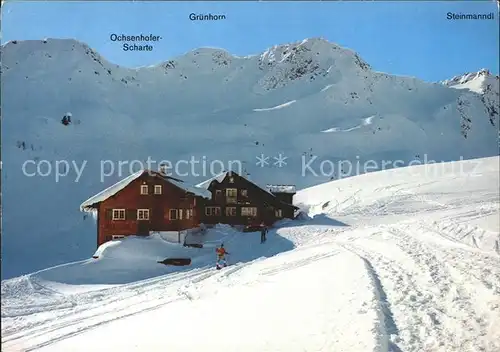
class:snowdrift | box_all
[2,225,294,291]
[295,155,500,252]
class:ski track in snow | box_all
[2,158,499,352]
[3,225,499,352]
[335,242,402,352]
[336,222,500,352]
[2,265,238,351]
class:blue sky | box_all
[1,1,498,81]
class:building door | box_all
[137,221,150,235]
[137,209,151,235]
[150,206,163,231]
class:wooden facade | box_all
[82,171,207,247]
[197,171,297,227]
[81,170,297,247]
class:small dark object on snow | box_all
[157,258,191,266]
[184,243,203,248]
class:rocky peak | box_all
[441,68,498,92]
[255,37,371,91]
[442,69,499,128]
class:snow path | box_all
[2,158,499,351]
[3,247,381,352]
[336,224,500,352]
[4,220,498,352]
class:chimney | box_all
[159,163,168,176]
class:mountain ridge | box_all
[4,37,497,83]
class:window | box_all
[137,209,150,220]
[241,189,248,197]
[112,209,125,220]
[275,209,283,218]
[226,188,237,204]
[241,207,257,217]
[169,209,178,220]
[225,207,236,216]
[185,209,193,219]
[179,209,183,220]
[205,206,221,216]
[229,177,234,183]
[154,185,162,194]
[226,188,237,197]
[112,235,125,240]
[140,185,149,195]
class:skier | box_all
[216,243,229,269]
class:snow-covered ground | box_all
[2,157,499,352]
[1,37,499,278]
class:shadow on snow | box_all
[22,214,348,287]
[282,213,351,228]
[31,224,296,286]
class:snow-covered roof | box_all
[167,177,211,199]
[266,185,296,194]
[195,171,230,190]
[80,170,144,211]
[196,171,294,201]
[80,170,210,212]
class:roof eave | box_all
[276,199,299,209]
[80,203,99,212]
[186,190,211,199]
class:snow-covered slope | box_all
[1,37,499,278]
[295,155,500,252]
[2,157,499,352]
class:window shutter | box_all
[169,209,177,220]
[127,209,136,220]
[105,209,112,220]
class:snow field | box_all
[1,157,498,351]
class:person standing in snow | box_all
[260,223,267,243]
[216,243,229,267]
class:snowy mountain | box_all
[1,37,499,278]
[441,68,499,127]
[442,68,497,92]
[2,157,499,351]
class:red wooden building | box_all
[80,169,297,247]
[80,170,210,247]
[195,171,298,227]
